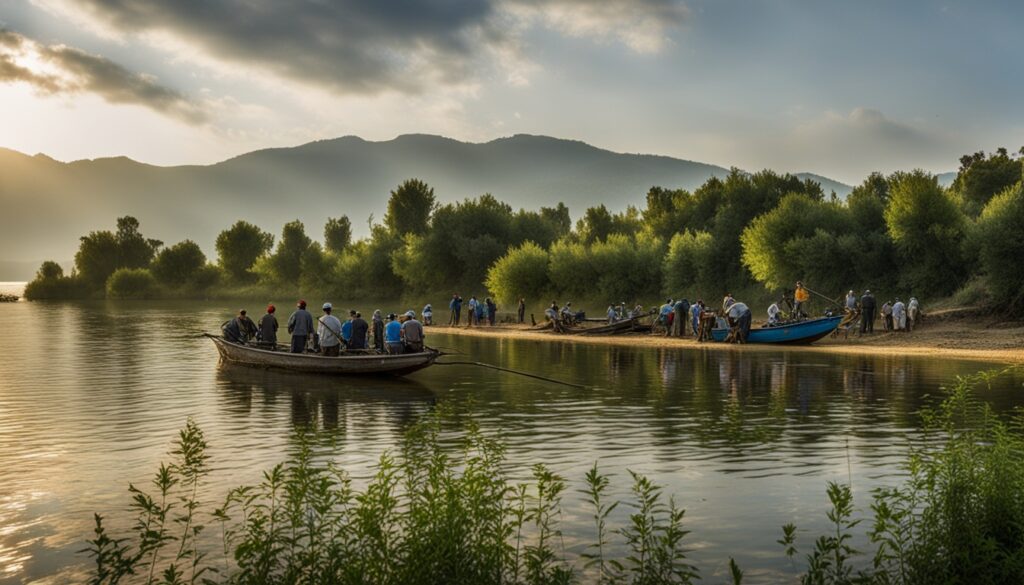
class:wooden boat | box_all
[710,315,843,345]
[207,335,440,376]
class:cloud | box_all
[35,0,688,95]
[507,0,689,53]
[0,28,206,123]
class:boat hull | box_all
[710,316,843,345]
[209,336,439,376]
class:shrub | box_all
[105,268,159,299]
[974,182,1024,314]
[23,261,89,300]
[547,238,595,299]
[485,241,550,304]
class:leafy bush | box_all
[547,238,595,299]
[486,241,551,304]
[87,415,698,585]
[973,182,1024,314]
[24,261,90,300]
[105,268,159,299]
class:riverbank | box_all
[430,308,1024,364]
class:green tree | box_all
[547,238,595,298]
[485,241,550,304]
[324,216,353,254]
[741,193,853,291]
[265,220,313,284]
[215,221,274,281]
[73,216,161,290]
[974,181,1024,313]
[576,205,641,244]
[663,230,715,293]
[151,240,206,286]
[385,179,435,236]
[952,148,1023,216]
[540,202,572,236]
[885,171,968,295]
[37,260,64,280]
[115,216,162,269]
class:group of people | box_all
[223,299,426,355]
[447,294,505,327]
[842,289,921,333]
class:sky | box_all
[0,0,1021,184]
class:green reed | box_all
[85,367,1024,585]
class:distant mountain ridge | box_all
[0,133,876,279]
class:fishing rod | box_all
[427,346,586,389]
[801,285,845,310]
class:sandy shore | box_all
[429,309,1024,364]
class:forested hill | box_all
[0,134,852,278]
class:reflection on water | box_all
[0,299,1020,584]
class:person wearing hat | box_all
[860,290,876,334]
[317,303,343,356]
[287,299,315,353]
[384,313,403,354]
[401,310,425,352]
[224,309,257,344]
[259,304,279,348]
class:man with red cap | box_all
[259,304,278,348]
[287,299,314,353]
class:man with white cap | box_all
[401,310,425,353]
[317,303,343,356]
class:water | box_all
[0,297,1021,584]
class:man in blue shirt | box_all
[384,313,403,354]
[341,309,354,347]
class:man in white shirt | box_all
[318,303,344,356]
[726,301,752,343]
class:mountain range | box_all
[0,134,950,281]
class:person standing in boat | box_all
[793,282,810,318]
[317,303,343,356]
[401,310,426,352]
[350,311,369,349]
[339,310,355,348]
[287,300,315,353]
[384,313,404,354]
[224,309,257,343]
[371,310,385,351]
[259,304,278,348]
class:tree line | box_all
[25,148,1024,315]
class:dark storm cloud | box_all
[60,0,688,92]
[67,0,504,93]
[0,28,206,123]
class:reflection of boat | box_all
[711,316,843,345]
[208,335,440,376]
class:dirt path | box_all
[428,309,1024,364]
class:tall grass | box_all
[85,368,1024,584]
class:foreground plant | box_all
[86,367,1024,584]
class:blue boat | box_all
[711,315,843,345]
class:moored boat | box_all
[710,315,843,345]
[207,335,440,376]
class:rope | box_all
[433,360,588,389]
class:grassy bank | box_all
[85,368,1024,584]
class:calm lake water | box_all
[0,295,1021,584]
